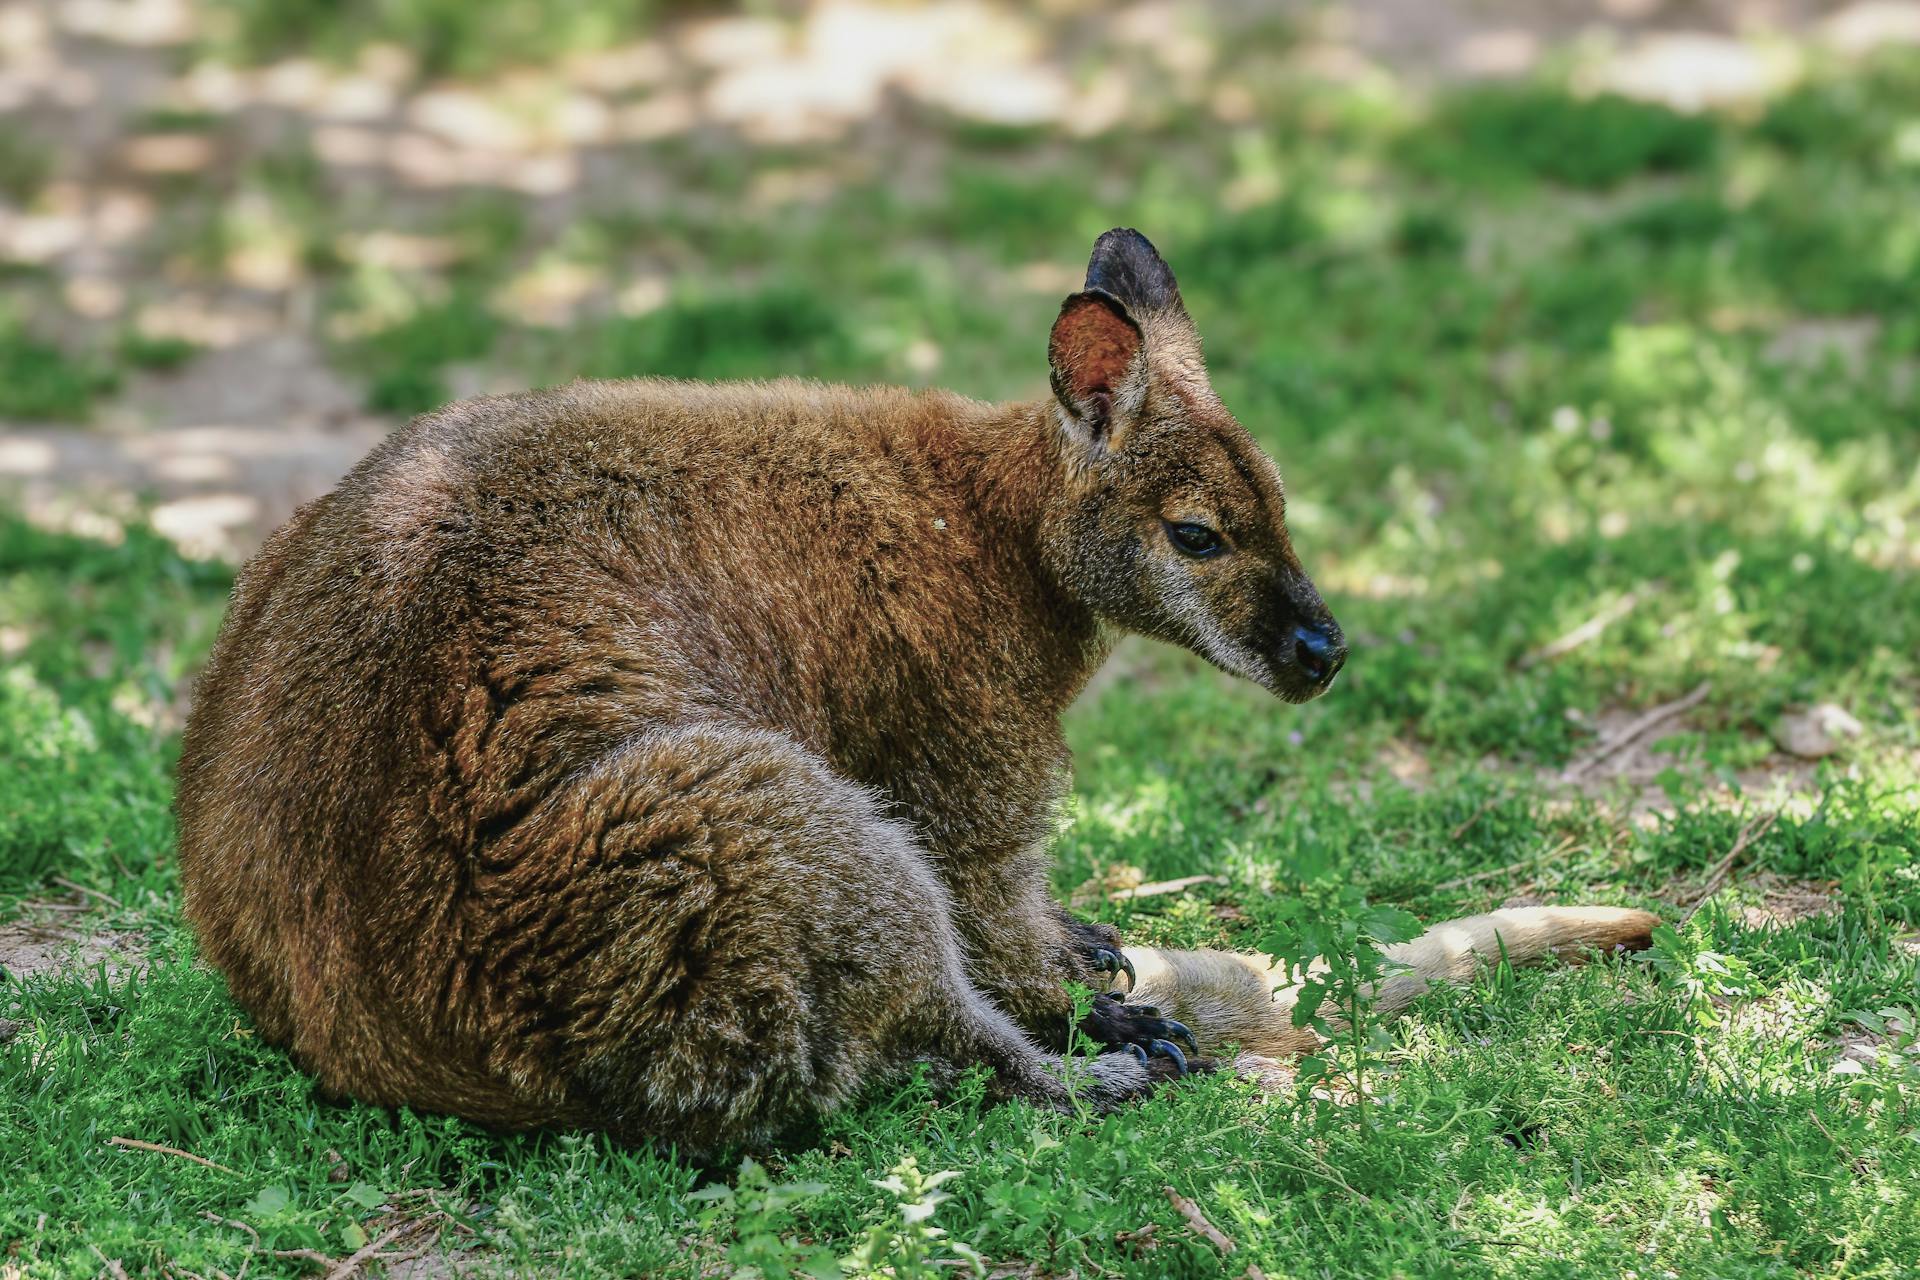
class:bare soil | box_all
[0,903,142,982]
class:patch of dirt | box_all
[2,416,387,559]
[1375,737,1433,790]
[1829,1017,1919,1075]
[0,904,142,982]
[1738,872,1840,929]
[1318,0,1910,90]
[1550,693,1828,821]
[385,1246,501,1279]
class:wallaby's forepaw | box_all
[1082,992,1201,1075]
[1083,1048,1214,1108]
[1063,917,1135,992]
[1141,1047,1216,1083]
[1090,946,1135,991]
[1084,1051,1154,1105]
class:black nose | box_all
[1292,622,1345,684]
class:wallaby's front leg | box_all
[1057,914,1203,1070]
[941,850,1197,1074]
[940,846,1097,1038]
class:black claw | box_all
[1165,1020,1198,1056]
[1148,1039,1188,1075]
[1125,1043,1149,1064]
[1130,1004,1160,1018]
[1092,947,1136,990]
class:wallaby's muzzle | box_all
[1290,620,1346,687]
[1270,614,1346,701]
[1262,572,1346,701]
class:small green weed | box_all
[116,329,201,373]
[1261,860,1423,1120]
[556,284,861,385]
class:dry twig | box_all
[323,1224,408,1280]
[1562,681,1711,782]
[90,1244,131,1280]
[271,1247,339,1269]
[1109,874,1227,903]
[1686,811,1779,920]
[108,1136,242,1176]
[1431,858,1534,894]
[204,1213,261,1248]
[1164,1187,1235,1253]
[1449,793,1503,842]
[1430,835,1577,894]
[1519,589,1649,669]
[54,876,124,910]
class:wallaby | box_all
[177,229,1649,1155]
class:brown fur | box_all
[176,230,1347,1152]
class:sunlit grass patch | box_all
[0,517,228,902]
[553,281,864,384]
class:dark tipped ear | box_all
[1085,228,1186,320]
[1048,289,1145,445]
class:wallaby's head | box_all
[1042,228,1345,703]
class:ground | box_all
[3,1,1919,1277]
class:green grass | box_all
[0,311,118,422]
[5,32,1920,1280]
[200,0,669,79]
[1410,83,1720,189]
[0,133,52,205]
[116,330,202,373]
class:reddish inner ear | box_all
[1049,293,1141,410]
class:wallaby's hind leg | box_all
[458,724,1147,1153]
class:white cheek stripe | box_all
[1156,562,1269,685]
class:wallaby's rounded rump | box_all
[177,231,1350,1150]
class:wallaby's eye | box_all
[1165,521,1224,558]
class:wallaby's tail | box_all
[1121,905,1658,1059]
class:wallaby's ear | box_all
[1048,289,1145,447]
[1083,227,1186,321]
